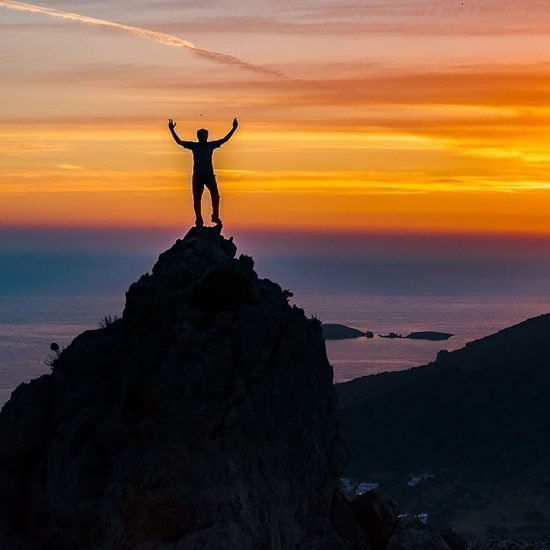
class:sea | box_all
[2,235,550,407]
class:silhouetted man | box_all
[168,117,239,227]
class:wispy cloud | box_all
[8,0,550,39]
[3,60,550,155]
[8,59,550,105]
[0,0,285,77]
[149,0,550,37]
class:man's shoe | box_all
[195,217,204,228]
[211,214,222,225]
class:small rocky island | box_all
[322,324,452,342]
[322,324,374,340]
[379,331,453,341]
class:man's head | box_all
[197,128,209,142]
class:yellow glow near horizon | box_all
[2,1,550,236]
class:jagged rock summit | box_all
[0,226,348,550]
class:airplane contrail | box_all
[0,0,285,78]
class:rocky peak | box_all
[0,226,347,549]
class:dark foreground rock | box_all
[386,517,450,549]
[352,490,398,550]
[0,227,348,550]
[469,538,550,549]
[440,528,468,550]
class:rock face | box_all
[386,518,450,550]
[352,490,398,550]
[0,227,347,550]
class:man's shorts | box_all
[192,173,218,196]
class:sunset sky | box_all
[2,0,550,236]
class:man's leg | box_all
[192,176,204,227]
[205,176,221,224]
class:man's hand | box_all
[168,118,176,130]
[216,118,239,145]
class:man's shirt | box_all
[181,140,223,175]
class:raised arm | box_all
[216,118,239,146]
[168,119,193,148]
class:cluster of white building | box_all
[339,477,431,525]
[398,512,430,525]
[407,473,435,487]
[339,478,379,497]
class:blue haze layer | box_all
[2,227,550,406]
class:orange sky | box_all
[2,0,550,235]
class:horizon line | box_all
[3,222,550,242]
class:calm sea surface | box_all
[2,289,549,407]
[297,292,550,382]
[2,237,550,407]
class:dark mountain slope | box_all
[338,314,550,477]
